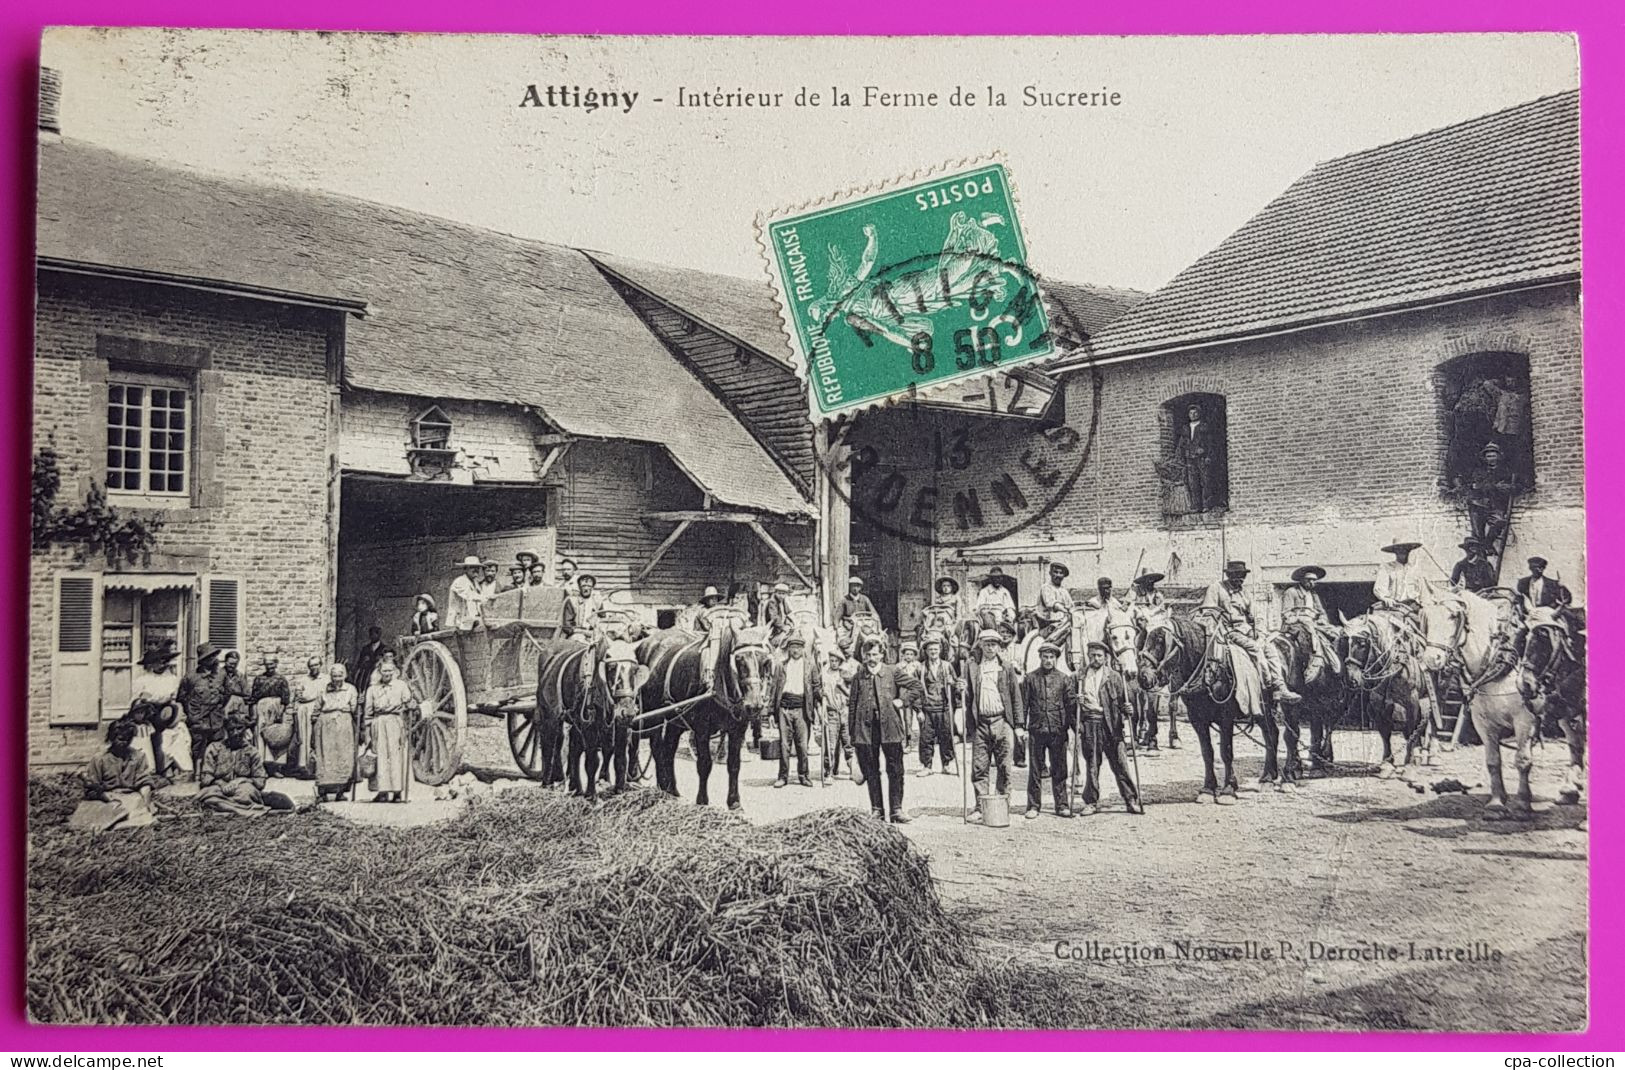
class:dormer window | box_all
[411,405,453,450]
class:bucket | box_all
[760,739,782,762]
[981,794,1011,828]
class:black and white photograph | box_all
[27,30,1585,1031]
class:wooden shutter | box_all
[201,575,245,655]
[50,572,103,726]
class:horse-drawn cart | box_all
[396,586,566,785]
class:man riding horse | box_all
[1198,560,1301,707]
[973,568,1017,638]
[1032,562,1076,663]
[1281,565,1342,685]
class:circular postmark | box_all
[815,253,1102,550]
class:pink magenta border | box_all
[1,0,1617,1051]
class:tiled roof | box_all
[1083,90,1580,361]
[35,138,810,517]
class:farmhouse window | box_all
[1154,392,1229,516]
[106,373,190,497]
[1436,352,1534,490]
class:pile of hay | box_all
[29,779,1091,1027]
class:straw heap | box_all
[28,779,1093,1027]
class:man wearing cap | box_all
[1462,440,1524,544]
[1373,542,1425,611]
[1517,556,1572,615]
[915,634,959,776]
[973,569,1017,634]
[848,636,925,823]
[1282,566,1341,684]
[838,577,879,629]
[177,642,231,777]
[1201,561,1301,704]
[1073,641,1143,815]
[770,633,821,788]
[1034,563,1076,658]
[249,655,293,776]
[446,556,488,629]
[1022,640,1076,818]
[896,640,925,749]
[554,558,578,589]
[562,573,607,641]
[1450,539,1497,593]
[965,630,1022,822]
[819,649,856,779]
[762,581,795,647]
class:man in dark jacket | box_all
[770,633,821,788]
[1516,556,1572,612]
[177,642,230,777]
[1172,401,1221,512]
[1022,641,1075,819]
[965,630,1022,823]
[1072,641,1143,815]
[847,636,925,823]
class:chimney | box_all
[39,67,61,134]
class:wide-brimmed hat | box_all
[773,581,791,594]
[457,554,483,569]
[515,550,541,566]
[1086,640,1110,655]
[1049,563,1071,579]
[1381,541,1421,556]
[1458,538,1482,552]
[1528,556,1549,569]
[785,632,807,648]
[195,642,222,663]
[139,647,179,669]
[1038,641,1062,656]
[981,567,1005,584]
[976,629,1005,645]
[1291,565,1327,584]
[934,576,960,595]
[576,573,598,586]
[1133,572,1166,589]
[700,585,723,604]
[416,593,437,612]
[1480,441,1505,459]
[1223,561,1250,576]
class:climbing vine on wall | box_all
[32,446,161,564]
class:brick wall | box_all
[856,284,1585,617]
[341,390,551,483]
[31,272,339,769]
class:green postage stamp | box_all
[759,162,1056,420]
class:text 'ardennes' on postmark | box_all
[760,162,1055,421]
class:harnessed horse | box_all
[1337,607,1436,778]
[1268,620,1347,779]
[532,635,647,803]
[1416,586,1530,818]
[636,620,775,811]
[1138,613,1251,803]
[1520,606,1587,805]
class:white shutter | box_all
[50,572,103,726]
[201,575,245,656]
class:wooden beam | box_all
[533,433,574,447]
[535,441,571,482]
[633,518,693,586]
[643,509,811,525]
[747,519,812,589]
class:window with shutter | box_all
[50,572,103,726]
[201,575,245,654]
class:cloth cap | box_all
[773,582,791,593]
[1096,575,1113,587]
[576,573,597,585]
[1038,641,1062,656]
[976,629,1005,645]
[899,641,918,655]
[1480,441,1504,457]
[847,576,864,587]
[1528,556,1548,568]
[921,634,944,650]
[1086,641,1111,655]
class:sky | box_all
[40,30,1577,292]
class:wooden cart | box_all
[396,586,566,785]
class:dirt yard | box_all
[250,714,1587,1032]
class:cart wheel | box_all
[506,706,551,781]
[403,640,467,786]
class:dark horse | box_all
[637,621,774,810]
[1267,623,1347,782]
[1337,611,1434,778]
[1138,613,1259,804]
[1521,608,1587,805]
[531,636,649,804]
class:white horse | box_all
[1418,585,1532,820]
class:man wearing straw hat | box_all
[1373,540,1425,613]
[771,632,821,789]
[177,641,230,777]
[1202,561,1301,704]
[1282,566,1341,685]
[848,635,924,823]
[1022,640,1075,819]
[446,554,488,629]
[965,629,1021,823]
[1450,538,1497,593]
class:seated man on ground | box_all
[197,712,295,817]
